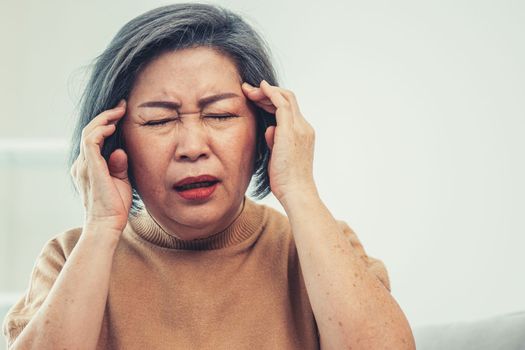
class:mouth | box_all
[173,175,220,200]
[174,175,219,191]
[174,180,220,191]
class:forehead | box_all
[131,47,241,100]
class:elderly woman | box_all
[3,3,414,349]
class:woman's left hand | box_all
[242,80,317,205]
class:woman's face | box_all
[122,47,257,239]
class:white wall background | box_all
[1,0,524,338]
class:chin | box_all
[142,186,244,238]
[176,210,220,229]
[164,199,232,233]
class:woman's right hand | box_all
[70,99,132,236]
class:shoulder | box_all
[31,227,84,275]
[1,227,83,346]
[48,227,83,253]
[35,227,83,263]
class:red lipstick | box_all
[174,175,219,201]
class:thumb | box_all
[265,126,276,151]
[108,149,129,180]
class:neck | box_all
[129,197,264,250]
[146,198,246,241]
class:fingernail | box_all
[117,99,126,108]
[242,82,254,90]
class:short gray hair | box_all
[69,3,278,214]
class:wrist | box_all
[81,229,121,252]
[278,184,321,212]
[82,222,123,248]
[85,215,127,233]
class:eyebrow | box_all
[137,92,240,110]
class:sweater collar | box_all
[128,197,263,250]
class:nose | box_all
[174,121,211,162]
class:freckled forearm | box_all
[281,191,415,349]
[10,230,119,350]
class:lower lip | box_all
[175,182,218,201]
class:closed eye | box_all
[143,114,237,126]
[204,114,238,121]
[144,118,177,126]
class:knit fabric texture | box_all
[3,198,390,349]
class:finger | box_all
[108,149,128,180]
[82,123,117,173]
[70,156,90,197]
[258,82,313,137]
[253,101,277,114]
[88,100,126,128]
[259,80,294,129]
[261,82,303,118]
[70,159,81,192]
[252,100,277,114]
[70,158,78,178]
[242,82,272,102]
[80,99,125,160]
[81,100,126,137]
[265,126,276,151]
[75,142,86,187]
[278,88,302,118]
[242,82,276,114]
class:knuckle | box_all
[280,100,292,109]
[79,172,89,187]
[83,133,94,145]
[84,130,100,144]
[75,160,87,176]
[284,89,295,98]
[304,125,313,133]
[95,110,110,121]
[306,121,315,133]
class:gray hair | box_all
[69,3,278,214]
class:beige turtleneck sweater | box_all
[3,198,390,349]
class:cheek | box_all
[123,129,172,186]
[226,125,257,174]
